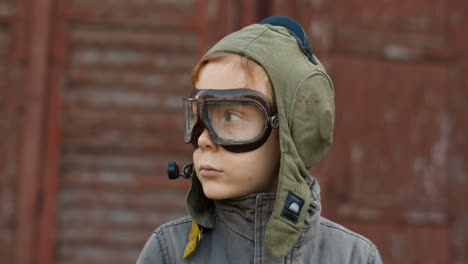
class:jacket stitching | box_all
[320,221,374,248]
[153,216,193,263]
[154,229,168,264]
[154,216,192,231]
[366,244,377,264]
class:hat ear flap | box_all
[291,74,335,169]
[186,174,215,228]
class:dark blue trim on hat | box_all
[259,16,318,65]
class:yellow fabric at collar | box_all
[183,220,203,259]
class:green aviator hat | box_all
[185,16,335,258]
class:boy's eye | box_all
[225,111,241,122]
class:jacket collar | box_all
[214,176,322,245]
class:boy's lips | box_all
[199,164,223,177]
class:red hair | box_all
[191,52,276,110]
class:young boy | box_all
[137,16,382,263]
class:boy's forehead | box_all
[195,58,274,104]
[196,60,249,88]
[191,88,267,101]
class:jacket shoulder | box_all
[155,215,193,234]
[317,217,383,264]
[137,216,193,264]
[319,217,375,246]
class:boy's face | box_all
[193,58,280,200]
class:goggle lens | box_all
[205,101,267,143]
[182,88,278,152]
[183,99,198,143]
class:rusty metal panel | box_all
[331,0,448,62]
[36,0,69,263]
[447,0,468,263]
[54,0,202,263]
[317,58,451,264]
[15,0,55,263]
[0,1,16,262]
[201,0,238,50]
[52,1,260,261]
[271,0,456,263]
[2,0,463,263]
[325,58,450,213]
[199,0,258,53]
[286,0,449,61]
[0,0,27,263]
[344,222,450,263]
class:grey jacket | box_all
[137,187,382,264]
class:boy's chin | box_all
[201,184,245,200]
[202,189,235,200]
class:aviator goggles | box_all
[183,88,279,153]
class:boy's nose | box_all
[197,129,218,151]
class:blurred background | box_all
[1,0,467,263]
